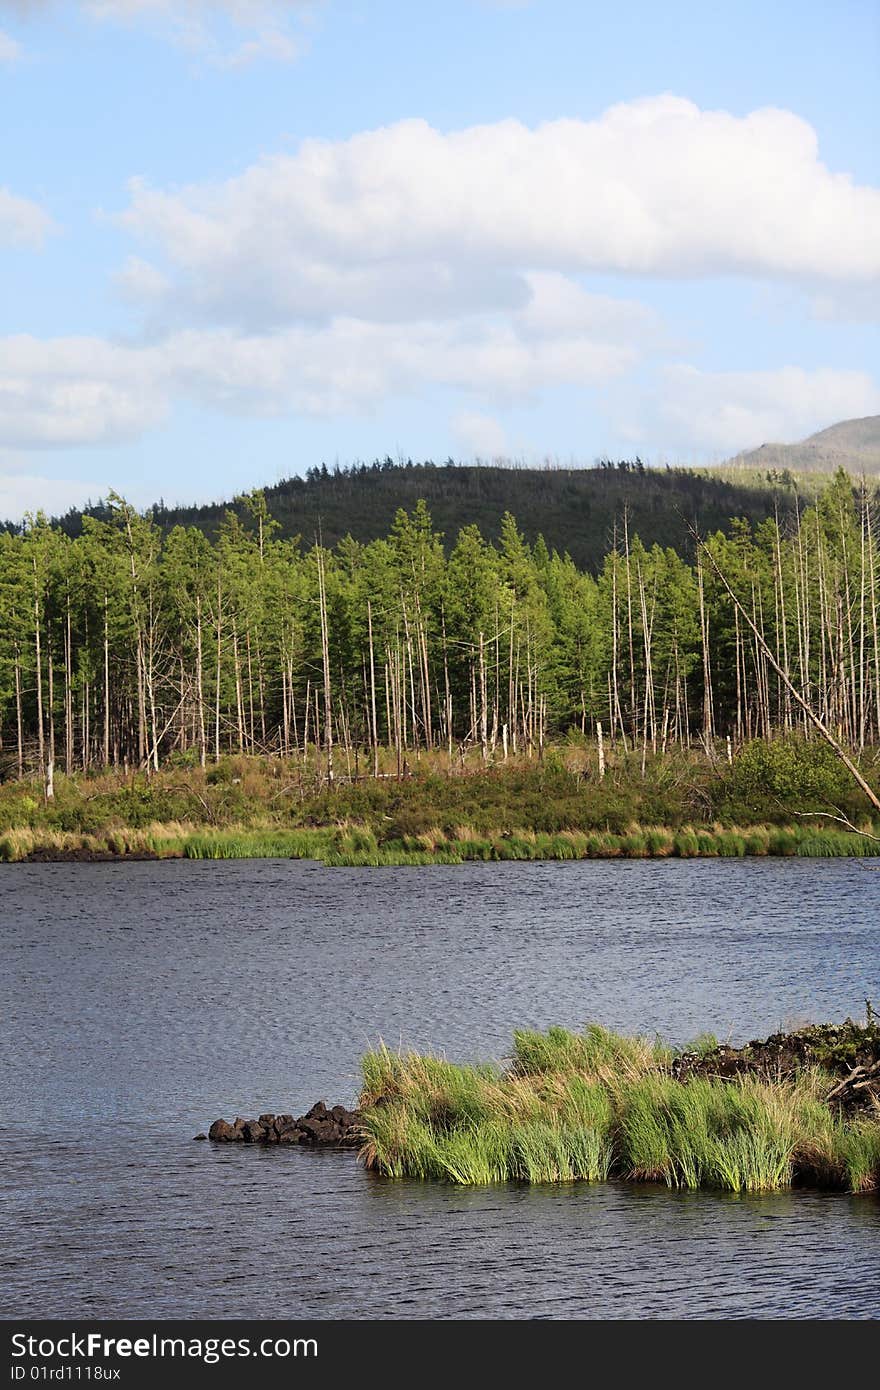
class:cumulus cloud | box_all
[5,330,879,462]
[518,272,665,346]
[168,315,635,414]
[116,98,880,335]
[617,365,880,457]
[0,186,55,248]
[0,335,169,446]
[0,309,640,448]
[4,94,877,460]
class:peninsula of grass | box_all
[1,738,879,863]
[357,1021,880,1193]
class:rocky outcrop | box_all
[200,1101,362,1147]
[672,1020,880,1114]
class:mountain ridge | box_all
[726,414,880,475]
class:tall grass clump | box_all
[838,1122,880,1193]
[0,826,36,861]
[358,1037,615,1185]
[358,1024,880,1192]
[511,1023,662,1082]
[183,828,332,860]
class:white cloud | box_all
[4,94,877,460]
[451,410,509,459]
[114,254,172,302]
[0,186,55,248]
[0,27,21,60]
[0,2,314,65]
[80,0,315,66]
[0,335,168,446]
[518,272,665,345]
[0,461,110,523]
[165,316,632,416]
[0,306,639,449]
[618,365,880,456]
[117,98,880,335]
[4,331,878,464]
[211,25,300,66]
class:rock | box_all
[208,1119,238,1142]
[339,1119,363,1147]
[199,1100,363,1147]
[298,1115,350,1144]
[193,1133,207,1141]
[297,1117,329,1143]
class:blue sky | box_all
[0,0,878,518]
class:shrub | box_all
[725,737,859,814]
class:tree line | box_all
[1,469,878,783]
[12,456,807,575]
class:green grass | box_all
[2,817,876,864]
[357,1025,880,1193]
[317,822,879,866]
[182,828,332,860]
[618,1074,797,1191]
[511,1023,665,1077]
[838,1122,880,1193]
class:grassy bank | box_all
[358,1024,880,1192]
[2,818,878,864]
[1,739,878,862]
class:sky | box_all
[0,0,878,520]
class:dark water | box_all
[2,857,879,1319]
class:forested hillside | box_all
[10,459,811,575]
[1,469,878,781]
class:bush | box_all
[727,737,854,807]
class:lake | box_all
[2,857,879,1319]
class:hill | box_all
[726,415,880,476]
[34,459,811,573]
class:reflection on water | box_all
[2,857,879,1318]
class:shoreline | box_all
[3,747,879,864]
[3,820,879,864]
